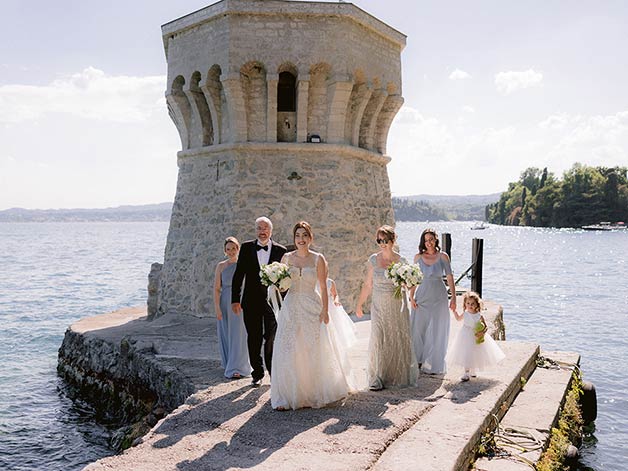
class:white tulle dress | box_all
[446,311,505,372]
[270,254,354,410]
[325,279,357,352]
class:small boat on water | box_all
[581,222,627,231]
[470,222,488,230]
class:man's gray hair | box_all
[255,216,273,230]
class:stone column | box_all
[184,86,213,147]
[266,73,278,142]
[326,74,354,144]
[200,83,222,145]
[165,90,192,150]
[296,76,310,143]
[375,94,404,154]
[351,83,373,146]
[222,73,248,143]
[359,88,387,151]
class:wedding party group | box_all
[213,216,504,411]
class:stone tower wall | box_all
[158,144,394,316]
[156,0,406,317]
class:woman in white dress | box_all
[271,221,353,410]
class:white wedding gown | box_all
[271,254,353,410]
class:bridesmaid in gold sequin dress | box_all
[355,225,416,391]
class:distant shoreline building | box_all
[154,0,406,317]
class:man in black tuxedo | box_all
[232,217,287,387]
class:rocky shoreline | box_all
[57,307,212,450]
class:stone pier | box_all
[57,298,581,470]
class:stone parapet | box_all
[161,0,407,54]
[161,0,405,152]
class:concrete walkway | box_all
[73,302,545,471]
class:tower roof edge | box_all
[161,0,406,56]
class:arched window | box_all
[277,72,296,112]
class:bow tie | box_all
[256,244,268,251]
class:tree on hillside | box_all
[520,167,543,195]
[556,164,605,226]
[486,163,628,228]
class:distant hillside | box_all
[0,194,501,222]
[0,203,173,222]
[392,197,447,221]
[396,193,501,221]
[405,193,502,205]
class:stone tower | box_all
[155,0,406,317]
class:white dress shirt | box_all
[256,239,272,267]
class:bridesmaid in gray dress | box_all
[409,229,456,375]
[213,237,252,379]
[356,225,416,390]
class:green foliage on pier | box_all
[486,164,628,227]
[536,371,584,471]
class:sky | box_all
[1,0,628,209]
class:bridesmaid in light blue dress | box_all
[409,229,457,375]
[214,237,252,379]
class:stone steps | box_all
[372,341,539,471]
[472,350,580,470]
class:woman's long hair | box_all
[418,228,440,254]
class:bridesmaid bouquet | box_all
[474,320,486,344]
[385,262,423,299]
[260,262,292,291]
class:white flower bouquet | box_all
[385,262,423,299]
[260,262,292,291]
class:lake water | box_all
[0,221,625,470]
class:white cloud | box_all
[495,69,543,95]
[449,69,471,80]
[462,106,475,114]
[0,113,179,209]
[464,126,517,166]
[538,113,580,130]
[387,106,528,195]
[390,107,455,158]
[386,106,628,196]
[544,111,628,169]
[0,67,180,209]
[0,67,166,124]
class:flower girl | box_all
[447,291,505,381]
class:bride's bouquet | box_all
[385,262,423,299]
[260,262,292,291]
[260,262,291,317]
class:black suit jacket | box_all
[231,240,287,311]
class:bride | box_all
[271,221,354,410]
